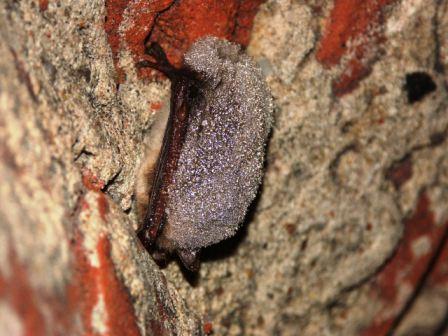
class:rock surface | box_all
[0,0,447,335]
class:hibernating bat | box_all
[135,36,273,271]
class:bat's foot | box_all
[136,41,177,79]
[177,248,200,272]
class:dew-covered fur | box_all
[165,37,274,250]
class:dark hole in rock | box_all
[404,71,436,104]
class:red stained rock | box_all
[96,236,140,335]
[147,0,239,68]
[69,231,101,334]
[150,102,163,110]
[385,156,413,189]
[97,193,109,222]
[316,0,397,96]
[203,321,213,334]
[0,230,139,336]
[70,233,140,336]
[232,0,265,46]
[104,0,134,83]
[82,169,106,192]
[0,249,46,336]
[428,231,448,286]
[120,0,174,82]
[39,0,49,12]
[361,193,448,335]
[104,0,265,82]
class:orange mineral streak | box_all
[150,101,164,111]
[104,0,134,83]
[203,321,213,334]
[39,0,49,11]
[82,169,106,192]
[0,230,139,335]
[70,233,140,336]
[0,248,46,336]
[316,0,396,96]
[104,0,264,82]
[361,193,448,335]
[97,236,140,335]
[97,193,110,222]
[147,0,240,67]
[69,231,101,335]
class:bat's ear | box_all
[177,248,200,272]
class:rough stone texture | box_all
[0,1,202,335]
[0,0,447,336]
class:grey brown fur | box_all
[137,36,273,267]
